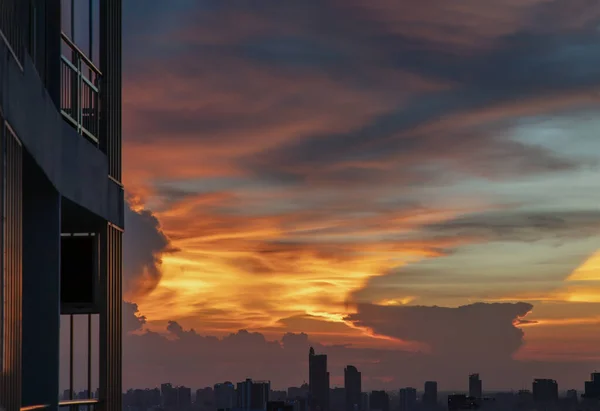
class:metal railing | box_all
[60,32,101,145]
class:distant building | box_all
[215,382,236,411]
[447,395,477,410]
[288,385,309,401]
[330,388,346,411]
[361,393,369,411]
[369,391,389,411]
[195,387,216,411]
[309,347,330,411]
[566,389,578,403]
[399,388,417,411]
[179,386,193,410]
[583,373,600,399]
[423,382,438,408]
[345,366,362,411]
[532,379,558,403]
[237,379,271,411]
[268,402,294,411]
[292,398,308,411]
[162,383,179,409]
[271,391,288,402]
[468,374,482,399]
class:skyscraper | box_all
[468,374,482,399]
[423,381,438,408]
[309,347,330,411]
[345,365,362,411]
[0,0,123,410]
[399,388,417,411]
[238,379,271,411]
[532,379,558,403]
[215,382,236,411]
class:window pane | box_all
[73,0,90,55]
[61,0,71,38]
[91,0,99,66]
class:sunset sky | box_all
[115,0,600,390]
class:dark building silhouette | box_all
[195,387,216,411]
[468,374,482,399]
[238,379,271,411]
[179,386,193,410]
[360,393,369,411]
[268,401,294,411]
[447,395,477,410]
[345,366,362,411]
[583,373,600,399]
[330,388,345,411]
[162,383,179,409]
[0,0,124,410]
[369,391,389,411]
[423,382,438,408]
[288,384,309,401]
[532,379,558,403]
[309,347,330,411]
[399,388,417,411]
[215,382,236,411]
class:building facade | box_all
[0,0,124,410]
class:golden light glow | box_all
[567,250,600,282]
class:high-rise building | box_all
[178,386,193,410]
[345,366,362,411]
[399,388,417,411]
[532,379,558,403]
[423,381,438,407]
[468,374,482,399]
[309,347,330,411]
[369,391,389,411]
[237,379,271,411]
[583,373,600,399]
[215,382,236,411]
[0,1,123,410]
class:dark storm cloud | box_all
[123,205,177,298]
[347,302,532,362]
[424,210,600,242]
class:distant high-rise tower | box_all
[399,388,417,411]
[309,347,330,411]
[532,379,558,403]
[369,391,389,411]
[468,374,482,399]
[237,379,271,410]
[423,381,438,408]
[345,366,362,411]
[215,382,236,411]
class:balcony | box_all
[60,32,101,145]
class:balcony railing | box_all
[60,32,101,145]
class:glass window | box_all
[91,0,99,66]
[73,0,90,54]
[61,0,72,38]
